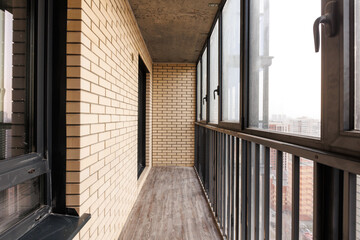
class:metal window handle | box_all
[213,86,219,99]
[202,95,207,104]
[313,1,337,52]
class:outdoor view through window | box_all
[249,0,321,137]
[0,1,30,159]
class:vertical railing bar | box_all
[235,138,240,240]
[224,134,228,236]
[291,155,300,240]
[241,140,247,240]
[223,133,226,232]
[264,147,270,240]
[313,162,320,240]
[217,132,221,221]
[207,130,211,200]
[346,172,356,240]
[247,141,252,240]
[276,150,283,240]
[219,133,224,230]
[208,130,214,204]
[214,131,217,214]
[230,136,235,240]
[254,144,260,240]
[227,135,231,239]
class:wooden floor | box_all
[119,167,222,240]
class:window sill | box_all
[19,213,90,240]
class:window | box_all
[0,1,32,159]
[222,0,240,122]
[209,20,219,124]
[0,0,49,237]
[0,177,41,233]
[197,61,201,121]
[201,48,207,121]
[248,0,321,137]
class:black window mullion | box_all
[37,0,45,156]
[218,12,222,123]
[206,39,210,123]
[200,58,203,121]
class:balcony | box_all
[0,0,360,239]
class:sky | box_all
[266,0,321,120]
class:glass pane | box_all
[282,153,292,239]
[269,148,276,239]
[249,0,321,137]
[222,0,240,122]
[0,177,41,234]
[197,61,201,121]
[201,48,207,121]
[209,20,219,123]
[0,0,31,160]
[299,158,314,239]
[355,0,360,130]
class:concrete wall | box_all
[66,0,152,239]
[152,63,196,166]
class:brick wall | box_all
[152,63,196,166]
[66,0,152,239]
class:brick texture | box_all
[152,63,196,167]
[66,0,152,239]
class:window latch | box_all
[202,95,207,104]
[213,86,219,99]
[313,1,337,52]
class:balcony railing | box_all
[194,123,360,240]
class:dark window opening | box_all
[138,56,148,179]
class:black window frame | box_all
[0,0,51,238]
[0,0,90,238]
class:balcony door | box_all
[138,57,148,178]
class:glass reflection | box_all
[0,177,41,234]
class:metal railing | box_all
[194,123,360,240]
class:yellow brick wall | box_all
[66,0,152,239]
[152,63,196,166]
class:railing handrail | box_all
[195,122,360,174]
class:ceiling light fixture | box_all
[208,3,219,7]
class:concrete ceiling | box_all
[128,0,221,63]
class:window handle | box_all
[313,1,337,52]
[213,86,219,99]
[202,95,207,104]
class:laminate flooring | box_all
[118,167,221,240]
